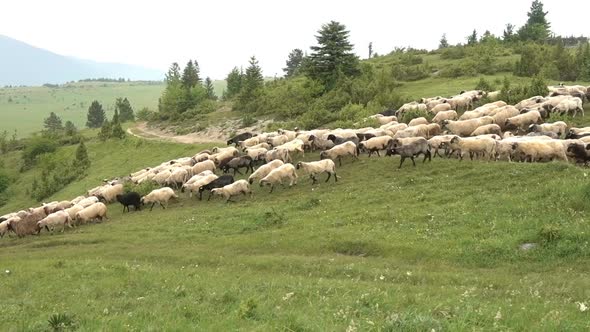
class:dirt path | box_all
[127,122,226,144]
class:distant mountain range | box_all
[0,35,164,86]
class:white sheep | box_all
[553,97,584,117]
[505,111,542,131]
[0,218,12,237]
[443,117,494,137]
[141,187,178,211]
[432,110,458,124]
[182,174,219,197]
[191,160,216,177]
[245,147,268,161]
[296,159,337,184]
[408,117,429,127]
[268,134,289,147]
[246,142,271,151]
[265,149,291,163]
[528,121,567,138]
[166,168,189,189]
[77,196,99,208]
[259,163,298,193]
[319,141,358,166]
[248,159,284,184]
[511,140,568,162]
[359,136,393,157]
[239,136,260,149]
[96,184,124,203]
[64,204,85,224]
[211,180,252,202]
[37,210,72,233]
[447,136,496,160]
[427,135,456,158]
[75,202,108,224]
[471,124,502,136]
[430,103,452,114]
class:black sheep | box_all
[222,156,254,175]
[567,143,590,165]
[227,132,254,147]
[198,175,235,200]
[216,156,234,170]
[116,192,142,213]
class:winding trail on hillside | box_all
[127,122,226,144]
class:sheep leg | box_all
[423,151,431,163]
[150,202,155,211]
[398,156,406,169]
[269,185,274,193]
[338,157,342,167]
[325,173,331,182]
[235,168,242,175]
[411,156,416,167]
[207,192,213,201]
[376,150,381,157]
[160,202,166,209]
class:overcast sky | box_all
[1,0,588,80]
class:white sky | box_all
[1,0,588,80]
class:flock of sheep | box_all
[1,83,590,240]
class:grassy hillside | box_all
[0,80,227,137]
[2,136,590,329]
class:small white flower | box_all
[577,302,588,312]
[5,270,10,274]
[494,309,502,320]
[406,271,412,276]
[379,275,385,280]
[282,292,294,301]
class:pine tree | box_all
[467,29,478,45]
[439,34,449,49]
[283,49,304,77]
[503,23,516,43]
[181,60,201,88]
[86,100,105,128]
[307,21,360,89]
[111,121,126,139]
[116,97,135,122]
[204,77,217,100]
[43,112,63,134]
[224,67,243,100]
[64,121,77,136]
[237,56,264,111]
[98,120,112,141]
[518,0,551,41]
[72,141,90,170]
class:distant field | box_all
[0,80,227,137]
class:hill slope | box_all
[1,137,590,329]
[0,35,163,86]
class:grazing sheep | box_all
[278,129,299,141]
[166,168,189,189]
[245,147,268,162]
[447,136,496,161]
[381,123,408,136]
[75,203,109,224]
[566,143,590,165]
[471,124,502,137]
[222,156,254,175]
[37,211,72,233]
[193,152,211,163]
[432,110,458,124]
[505,111,542,132]
[268,134,290,147]
[492,106,521,131]
[265,149,291,163]
[182,173,219,197]
[238,136,260,149]
[95,184,124,203]
[327,134,360,147]
[443,117,494,137]
[511,140,568,162]
[528,121,567,138]
[296,160,337,184]
[515,96,546,110]
[308,135,335,151]
[428,135,456,158]
[430,103,452,114]
[0,218,12,237]
[152,170,172,185]
[320,141,359,166]
[408,117,429,127]
[191,160,216,177]
[141,187,178,211]
[248,160,284,184]
[245,142,271,151]
[385,137,431,168]
[8,209,46,237]
[552,97,584,117]
[64,204,85,223]
[359,136,393,157]
[227,132,254,146]
[116,192,142,213]
[566,127,590,139]
[259,163,298,193]
[211,180,252,202]
[199,175,235,201]
[274,138,305,157]
[375,115,398,125]
[77,196,98,207]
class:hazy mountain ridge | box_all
[0,35,163,86]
